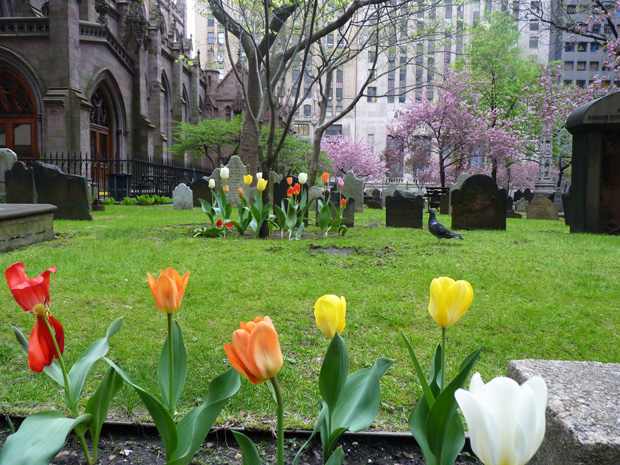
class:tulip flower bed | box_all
[0,205,618,440]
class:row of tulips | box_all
[0,263,547,465]
[196,169,348,239]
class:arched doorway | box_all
[90,88,113,189]
[0,68,38,156]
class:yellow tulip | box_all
[257,178,268,192]
[428,277,473,328]
[244,174,253,186]
[314,294,346,338]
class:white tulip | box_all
[220,167,229,180]
[455,373,547,465]
[298,172,308,184]
[256,172,263,180]
[208,179,215,189]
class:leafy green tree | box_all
[456,12,541,180]
[168,115,243,167]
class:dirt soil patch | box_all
[0,421,481,465]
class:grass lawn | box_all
[0,205,618,431]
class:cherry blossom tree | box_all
[321,136,386,180]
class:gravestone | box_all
[341,171,364,212]
[268,171,283,204]
[189,177,213,207]
[448,173,471,214]
[506,210,522,219]
[206,156,250,207]
[308,186,323,210]
[526,196,559,220]
[523,188,534,202]
[173,183,193,210]
[6,161,36,204]
[506,196,513,212]
[562,91,619,233]
[272,175,308,209]
[381,184,398,206]
[33,162,92,220]
[0,204,57,252]
[508,359,620,465]
[514,189,523,201]
[553,188,564,214]
[515,198,528,213]
[451,174,506,230]
[386,190,424,228]
[316,192,354,228]
[439,194,449,215]
[371,188,380,197]
[0,148,17,200]
[562,193,571,226]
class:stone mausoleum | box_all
[0,0,244,170]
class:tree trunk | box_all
[491,158,498,182]
[309,126,327,188]
[439,156,446,188]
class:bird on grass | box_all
[428,209,463,244]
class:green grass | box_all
[1,205,619,431]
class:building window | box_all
[217,51,224,63]
[294,123,309,136]
[336,69,343,82]
[589,61,599,71]
[325,124,343,137]
[303,104,311,116]
[367,87,377,102]
[566,4,576,13]
[512,1,519,19]
[563,61,574,71]
[577,42,587,52]
[563,79,573,84]
[208,15,214,26]
[207,32,215,44]
[577,61,586,70]
[590,43,600,52]
[529,36,538,48]
[326,106,333,117]
[576,79,585,87]
[336,88,343,101]
[368,69,376,79]
[327,35,334,48]
[530,20,539,31]
[218,32,224,45]
[565,42,575,52]
[367,134,374,149]
[368,50,376,63]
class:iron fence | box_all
[17,153,212,199]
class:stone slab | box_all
[33,162,92,220]
[0,204,56,252]
[507,359,620,465]
[527,196,559,220]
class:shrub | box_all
[137,194,155,206]
[102,197,115,205]
[121,197,135,206]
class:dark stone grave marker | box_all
[526,196,559,220]
[190,178,213,207]
[386,190,424,228]
[6,161,36,204]
[506,196,513,211]
[451,174,506,230]
[523,188,534,202]
[33,162,92,220]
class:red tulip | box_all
[287,186,294,198]
[226,221,233,228]
[293,183,301,196]
[5,262,64,372]
[341,198,347,208]
[216,219,223,228]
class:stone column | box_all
[534,127,556,197]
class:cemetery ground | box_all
[0,205,618,464]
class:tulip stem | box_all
[441,327,447,391]
[167,313,175,416]
[270,376,284,465]
[42,315,94,465]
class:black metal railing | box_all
[18,153,212,199]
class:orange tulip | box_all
[293,183,301,196]
[224,316,283,384]
[224,185,230,193]
[321,172,330,184]
[286,177,293,185]
[238,187,244,197]
[287,186,294,198]
[147,267,190,314]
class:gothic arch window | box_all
[161,71,172,161]
[0,68,38,155]
[224,105,232,121]
[0,0,13,17]
[182,86,190,123]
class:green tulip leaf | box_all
[317,201,332,231]
[231,431,262,465]
[332,358,394,433]
[106,358,178,458]
[319,333,349,413]
[325,446,346,465]
[292,405,326,465]
[11,324,64,386]
[158,320,187,413]
[0,411,93,465]
[401,333,436,407]
[85,366,124,461]
[167,368,240,465]
[427,348,481,465]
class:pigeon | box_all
[428,209,463,244]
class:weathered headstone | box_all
[553,188,564,214]
[526,196,559,220]
[316,192,354,228]
[386,190,424,228]
[506,210,522,219]
[308,186,323,210]
[562,192,571,226]
[506,196,514,211]
[381,184,398,206]
[0,148,17,200]
[439,194,449,215]
[508,359,620,465]
[189,177,213,207]
[272,175,307,209]
[206,156,250,206]
[523,188,534,202]
[514,189,523,201]
[33,162,92,220]
[6,161,36,204]
[0,204,57,252]
[371,188,380,197]
[515,198,528,213]
[451,174,506,230]
[367,196,383,209]
[268,171,283,204]
[341,171,364,212]
[173,183,193,210]
[448,173,471,214]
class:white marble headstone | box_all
[0,148,17,198]
[173,183,193,210]
[381,183,398,206]
[341,171,364,212]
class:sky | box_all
[187,0,196,45]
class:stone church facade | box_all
[0,0,244,172]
